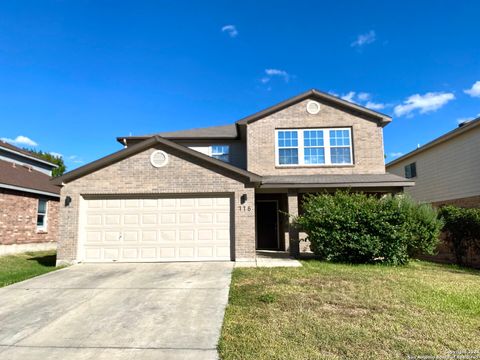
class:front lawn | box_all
[0,251,59,287]
[219,261,480,360]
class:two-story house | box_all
[53,89,413,265]
[387,117,480,208]
[0,141,60,255]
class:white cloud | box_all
[221,25,238,38]
[49,152,63,158]
[341,91,356,102]
[456,113,480,125]
[0,135,38,147]
[336,90,387,110]
[365,101,385,110]
[394,92,455,117]
[351,30,376,47]
[357,92,371,101]
[389,152,404,158]
[68,155,84,164]
[260,69,291,84]
[464,81,480,98]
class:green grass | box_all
[0,251,60,287]
[219,260,480,360]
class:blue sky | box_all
[0,1,479,170]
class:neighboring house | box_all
[53,89,413,265]
[387,117,480,208]
[0,141,60,255]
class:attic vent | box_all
[306,101,321,115]
[150,150,169,168]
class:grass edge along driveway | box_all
[0,250,60,288]
[219,260,480,360]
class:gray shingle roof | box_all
[261,173,413,188]
[132,124,238,140]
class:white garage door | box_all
[79,196,231,262]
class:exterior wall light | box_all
[241,194,247,204]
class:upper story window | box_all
[275,128,353,166]
[404,162,417,178]
[37,199,47,232]
[211,145,229,162]
[277,131,298,165]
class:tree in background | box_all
[25,148,66,177]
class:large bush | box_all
[438,206,480,266]
[295,191,443,265]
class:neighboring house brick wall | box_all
[432,195,480,209]
[387,124,480,204]
[0,189,59,245]
[246,99,386,176]
[57,146,255,264]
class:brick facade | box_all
[0,188,59,245]
[246,99,386,176]
[57,145,255,264]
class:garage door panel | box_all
[81,196,231,262]
[141,214,157,225]
[216,246,230,258]
[160,213,176,224]
[141,231,157,242]
[105,199,121,208]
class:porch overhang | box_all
[258,173,414,190]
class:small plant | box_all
[294,191,443,265]
[438,206,480,266]
[258,293,277,304]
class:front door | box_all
[256,201,279,250]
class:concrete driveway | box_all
[0,262,233,360]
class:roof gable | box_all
[236,89,391,127]
[52,136,261,186]
[0,141,58,168]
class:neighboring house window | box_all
[211,145,229,162]
[276,128,353,166]
[277,130,299,165]
[37,199,47,231]
[404,162,417,178]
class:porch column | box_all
[285,190,300,257]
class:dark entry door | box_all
[256,201,279,250]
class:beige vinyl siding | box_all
[387,125,480,203]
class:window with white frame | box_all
[37,199,47,231]
[329,129,352,164]
[211,145,229,162]
[277,130,299,165]
[275,128,353,166]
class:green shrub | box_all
[438,206,480,266]
[295,191,443,265]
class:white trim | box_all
[0,183,60,198]
[306,100,321,115]
[150,150,169,168]
[275,128,353,167]
[36,198,48,232]
[0,144,58,168]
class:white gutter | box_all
[0,183,60,198]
